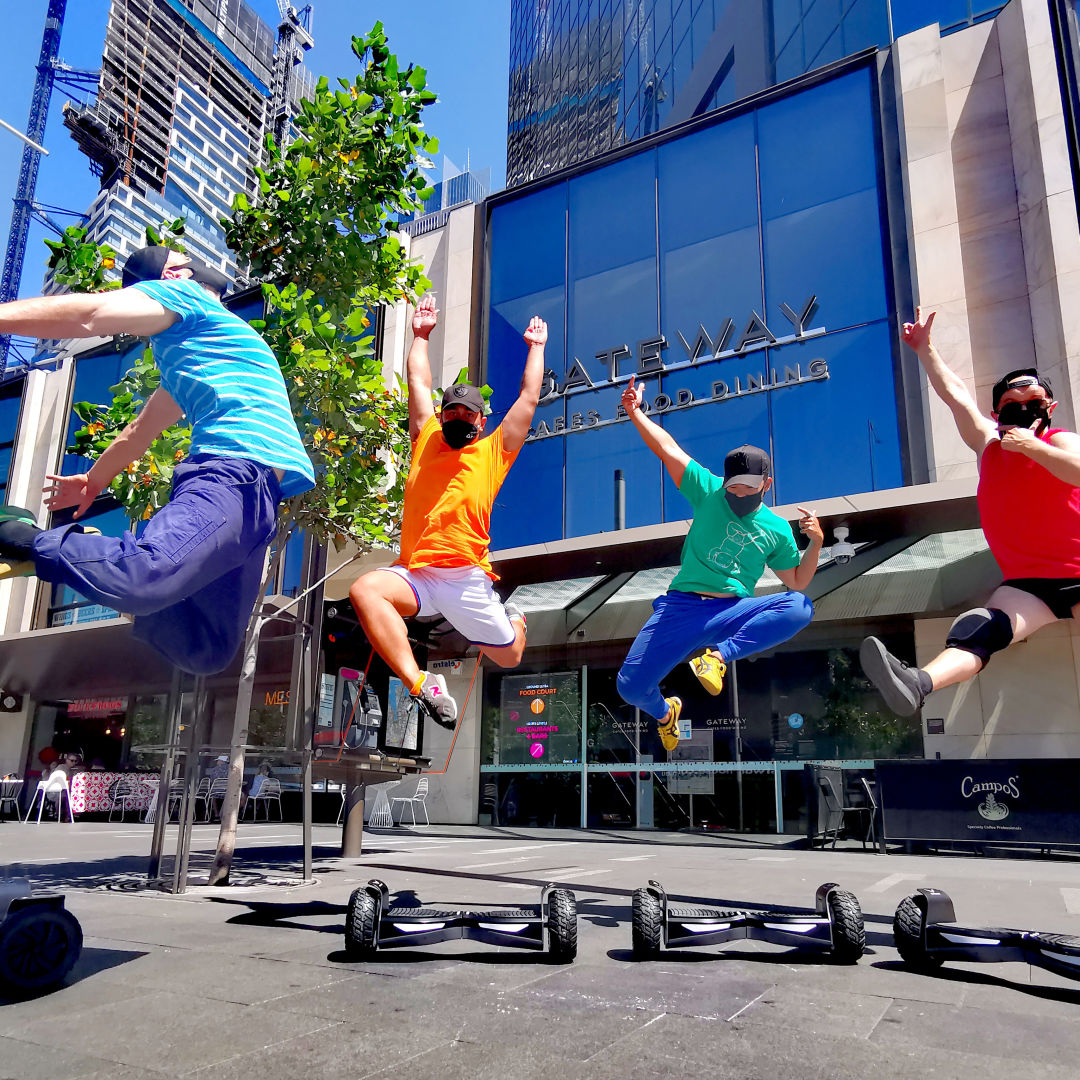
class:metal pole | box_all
[148,668,185,881]
[0,118,49,155]
[580,665,588,828]
[342,770,364,857]
[171,676,206,894]
[731,662,744,833]
[774,764,784,835]
[614,470,625,530]
[301,751,312,880]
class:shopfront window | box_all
[481,668,583,767]
[0,379,22,503]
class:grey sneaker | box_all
[859,637,929,717]
[413,671,458,730]
[504,601,527,635]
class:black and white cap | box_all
[723,444,771,490]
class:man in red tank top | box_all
[861,307,1080,715]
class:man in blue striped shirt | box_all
[0,246,315,674]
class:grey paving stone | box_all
[870,998,1080,1067]
[726,980,893,1038]
[516,962,774,1019]
[0,1038,127,1080]
[364,1038,588,1080]
[88,947,354,1005]
[10,990,336,1072]
[595,1013,1080,1080]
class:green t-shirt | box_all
[669,459,801,597]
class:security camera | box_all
[830,527,855,565]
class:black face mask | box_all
[997,399,1049,433]
[184,257,230,296]
[441,419,480,450]
[725,490,764,517]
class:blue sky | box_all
[0,1,510,299]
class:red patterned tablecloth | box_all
[68,772,156,815]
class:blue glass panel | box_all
[769,321,902,504]
[771,0,803,54]
[840,0,891,52]
[807,25,844,69]
[659,382,773,521]
[488,183,567,305]
[64,343,144,474]
[279,527,305,597]
[758,67,878,219]
[774,37,805,84]
[564,397,666,536]
[891,0,967,38]
[802,0,842,61]
[764,186,887,332]
[490,416,565,550]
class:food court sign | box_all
[527,297,826,442]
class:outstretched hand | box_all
[621,374,644,415]
[43,472,102,519]
[901,306,936,354]
[412,293,438,339]
[523,315,547,347]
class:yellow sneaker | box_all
[657,696,682,752]
[0,558,33,580]
[689,650,726,696]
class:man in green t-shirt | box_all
[616,377,824,750]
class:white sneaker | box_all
[413,672,458,730]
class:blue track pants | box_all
[616,590,815,720]
[32,456,281,675]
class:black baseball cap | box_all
[723,444,771,490]
[441,383,486,414]
[991,368,1053,411]
[122,245,170,287]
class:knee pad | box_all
[945,607,1013,665]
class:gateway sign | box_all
[528,297,827,442]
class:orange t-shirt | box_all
[396,415,519,579]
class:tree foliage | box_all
[63,23,438,551]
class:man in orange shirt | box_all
[349,295,546,729]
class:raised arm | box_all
[500,316,547,454]
[44,387,185,519]
[904,307,996,456]
[406,294,437,440]
[0,287,178,341]
[620,375,690,486]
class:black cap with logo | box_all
[122,246,171,288]
[441,383,486,414]
[723,444,771,490]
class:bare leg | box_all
[481,617,527,669]
[349,570,423,688]
[923,584,1059,691]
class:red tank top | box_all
[977,427,1080,578]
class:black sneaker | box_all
[859,636,930,716]
[413,672,458,730]
[0,506,40,562]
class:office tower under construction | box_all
[63,0,313,283]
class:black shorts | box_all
[1000,578,1080,619]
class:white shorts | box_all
[380,565,516,648]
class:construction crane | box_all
[0,0,99,375]
[271,2,314,148]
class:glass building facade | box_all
[490,62,904,548]
[506,0,1007,186]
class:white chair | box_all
[192,777,212,822]
[335,785,347,826]
[390,777,430,827]
[206,777,230,820]
[246,777,282,821]
[107,776,145,822]
[0,777,23,819]
[25,770,74,823]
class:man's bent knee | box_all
[945,607,1013,666]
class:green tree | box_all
[52,24,439,885]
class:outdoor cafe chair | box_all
[25,770,74,823]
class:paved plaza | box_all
[2,821,1080,1079]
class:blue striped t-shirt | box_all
[130,279,315,497]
